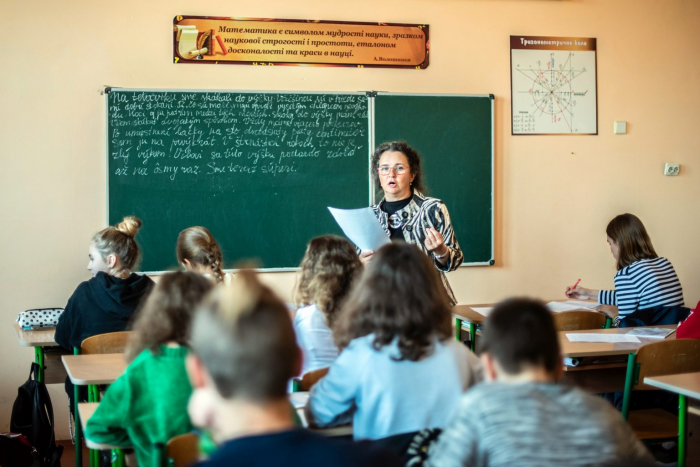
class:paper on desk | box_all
[328,207,391,252]
[566,333,641,343]
[471,307,494,317]
[547,301,598,313]
[289,391,309,409]
[564,300,601,309]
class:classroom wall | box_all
[2,0,698,438]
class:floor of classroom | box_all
[57,440,89,467]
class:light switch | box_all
[614,121,627,134]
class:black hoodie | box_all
[55,272,154,351]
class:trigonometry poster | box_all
[510,36,597,135]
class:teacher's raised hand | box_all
[424,228,448,260]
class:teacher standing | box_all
[360,141,463,306]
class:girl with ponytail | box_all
[176,226,230,285]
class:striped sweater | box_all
[425,382,653,467]
[598,257,684,325]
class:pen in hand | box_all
[567,278,581,297]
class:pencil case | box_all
[16,308,64,329]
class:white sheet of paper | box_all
[547,302,595,313]
[471,307,494,317]
[289,391,309,409]
[566,333,641,343]
[328,207,391,252]
[564,300,601,309]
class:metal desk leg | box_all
[454,318,462,341]
[679,395,687,467]
[35,347,44,383]
[469,324,476,352]
[74,383,82,467]
[604,317,612,329]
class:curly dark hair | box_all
[333,242,452,361]
[294,235,363,329]
[370,141,426,194]
[125,271,214,362]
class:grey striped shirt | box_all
[426,382,653,467]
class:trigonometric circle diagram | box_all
[511,39,597,135]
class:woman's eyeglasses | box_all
[378,165,408,175]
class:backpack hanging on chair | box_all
[10,363,63,467]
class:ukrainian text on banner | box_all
[173,16,429,69]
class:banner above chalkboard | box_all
[173,16,429,69]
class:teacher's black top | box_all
[371,190,463,306]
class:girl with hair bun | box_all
[176,226,230,285]
[56,217,155,411]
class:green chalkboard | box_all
[107,90,370,271]
[374,94,494,264]
[107,90,493,271]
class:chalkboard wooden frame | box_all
[105,88,494,272]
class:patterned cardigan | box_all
[370,190,464,306]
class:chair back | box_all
[292,367,329,392]
[552,311,606,331]
[80,331,132,355]
[166,433,200,467]
[634,339,700,390]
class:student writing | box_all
[566,213,685,326]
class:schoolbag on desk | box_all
[10,363,63,467]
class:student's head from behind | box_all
[479,298,562,382]
[89,216,142,278]
[176,226,225,283]
[334,242,452,362]
[606,213,658,271]
[125,271,214,362]
[295,235,363,328]
[188,270,301,402]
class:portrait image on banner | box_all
[510,35,597,135]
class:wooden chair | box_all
[621,339,700,467]
[80,331,132,355]
[166,433,200,467]
[291,367,330,392]
[552,311,606,331]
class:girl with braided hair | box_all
[177,226,231,285]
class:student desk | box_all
[453,300,611,352]
[291,391,353,437]
[63,353,127,467]
[78,403,128,467]
[13,323,65,383]
[558,326,677,393]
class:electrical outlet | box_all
[664,163,680,176]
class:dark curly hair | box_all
[370,141,426,194]
[294,235,363,329]
[125,271,214,362]
[333,242,452,361]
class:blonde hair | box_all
[92,216,142,274]
[190,270,298,400]
[125,271,213,362]
[176,227,224,283]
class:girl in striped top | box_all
[566,213,684,326]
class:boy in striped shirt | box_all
[425,298,653,467]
